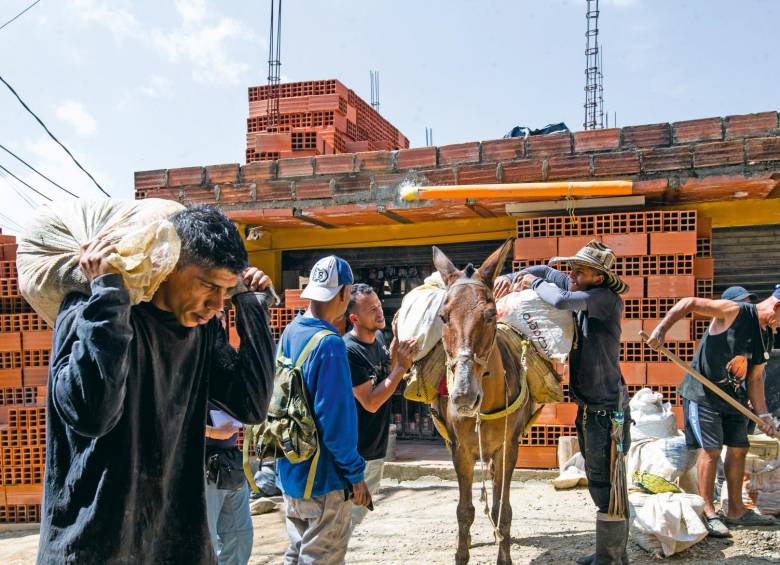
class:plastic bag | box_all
[629,492,707,557]
[395,272,447,362]
[17,198,184,324]
[496,289,574,363]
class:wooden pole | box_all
[639,330,764,427]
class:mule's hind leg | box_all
[491,441,518,565]
[453,443,476,565]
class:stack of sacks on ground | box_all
[720,435,780,517]
[627,388,699,490]
[626,388,706,557]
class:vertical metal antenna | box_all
[370,70,380,110]
[584,0,604,130]
[267,0,282,131]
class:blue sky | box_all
[1,0,778,233]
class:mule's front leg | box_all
[453,444,476,565]
[491,441,518,565]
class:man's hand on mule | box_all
[79,239,119,282]
[518,274,538,291]
[493,276,512,300]
[241,267,272,292]
[394,339,419,372]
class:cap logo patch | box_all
[311,267,329,283]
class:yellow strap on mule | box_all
[478,388,526,421]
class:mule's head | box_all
[433,239,513,417]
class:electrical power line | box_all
[0,73,110,197]
[0,211,24,231]
[0,163,52,201]
[0,143,78,198]
[0,0,41,32]
[0,170,37,208]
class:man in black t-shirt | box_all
[343,283,417,528]
[649,286,780,537]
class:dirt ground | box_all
[3,477,778,564]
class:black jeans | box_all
[575,404,632,514]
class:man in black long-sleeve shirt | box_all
[37,206,275,565]
[495,240,630,565]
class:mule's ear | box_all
[477,238,514,285]
[433,246,459,285]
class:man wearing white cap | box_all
[277,255,370,565]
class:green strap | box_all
[292,329,333,499]
[303,447,320,500]
[243,425,260,493]
[294,329,335,369]
[242,329,335,496]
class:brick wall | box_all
[135,111,780,217]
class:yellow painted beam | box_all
[247,215,517,253]
[661,199,780,228]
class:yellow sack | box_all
[17,198,184,324]
[497,323,563,403]
[404,341,446,403]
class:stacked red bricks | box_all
[0,232,49,524]
[246,79,409,163]
[513,210,713,468]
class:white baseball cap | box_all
[300,255,354,302]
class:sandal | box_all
[722,509,779,527]
[704,515,732,538]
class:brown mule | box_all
[431,239,533,565]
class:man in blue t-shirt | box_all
[495,240,631,565]
[277,256,369,565]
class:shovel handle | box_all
[638,330,765,428]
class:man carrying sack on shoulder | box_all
[495,241,631,565]
[647,285,780,537]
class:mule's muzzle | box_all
[448,358,483,417]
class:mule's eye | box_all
[484,308,497,321]
[440,311,449,324]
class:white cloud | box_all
[68,0,255,86]
[139,75,175,99]
[174,0,207,25]
[56,100,98,137]
[151,23,250,85]
[151,15,253,85]
[70,0,139,39]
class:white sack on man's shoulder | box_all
[16,198,184,324]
